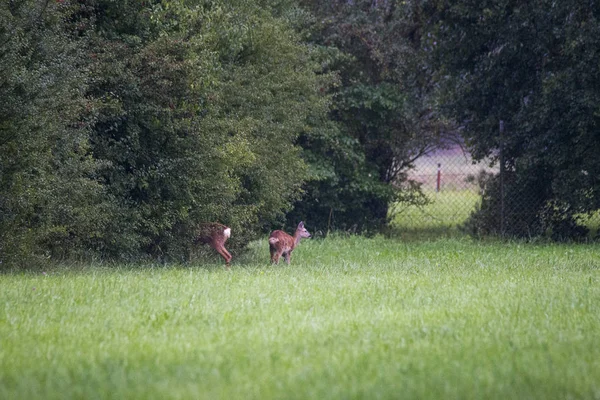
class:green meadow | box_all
[392,189,481,234]
[1,236,599,400]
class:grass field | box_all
[392,190,481,228]
[1,236,599,400]
[391,190,481,240]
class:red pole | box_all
[436,163,441,192]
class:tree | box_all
[426,1,600,239]
[84,0,331,259]
[0,0,109,268]
[288,0,451,233]
[0,0,332,266]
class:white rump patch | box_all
[269,237,279,244]
[223,228,231,238]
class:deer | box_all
[268,221,311,265]
[194,222,232,268]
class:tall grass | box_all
[1,236,599,399]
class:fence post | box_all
[436,163,441,192]
[499,120,505,236]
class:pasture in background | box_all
[393,147,493,236]
[1,236,599,400]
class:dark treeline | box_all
[2,0,599,268]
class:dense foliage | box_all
[2,0,600,267]
[1,0,331,267]
[426,1,600,239]
[287,0,451,233]
[0,1,109,265]
[85,0,330,259]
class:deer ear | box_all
[298,221,304,228]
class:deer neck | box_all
[292,231,303,248]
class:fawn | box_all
[269,221,311,264]
[194,222,232,267]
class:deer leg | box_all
[283,252,291,264]
[222,247,232,264]
[271,249,282,264]
[213,245,232,267]
[269,245,277,264]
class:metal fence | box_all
[393,146,494,231]
[395,146,600,238]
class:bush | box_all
[464,168,590,241]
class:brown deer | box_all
[269,221,311,264]
[194,223,232,267]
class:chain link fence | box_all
[393,146,600,239]
[393,146,494,233]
